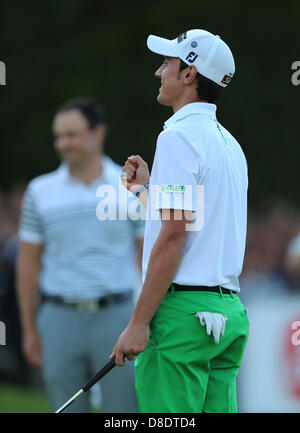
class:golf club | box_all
[55,356,117,413]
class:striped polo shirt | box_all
[18,155,145,300]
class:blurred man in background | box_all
[16,98,144,413]
[285,230,300,289]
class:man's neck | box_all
[172,97,208,114]
[69,156,103,185]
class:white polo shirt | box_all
[18,155,145,300]
[142,102,248,292]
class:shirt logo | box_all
[186,51,198,63]
[177,32,187,43]
[160,184,186,193]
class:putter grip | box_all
[82,357,116,392]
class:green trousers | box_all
[134,287,249,413]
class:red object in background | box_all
[285,317,300,398]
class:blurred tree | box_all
[0,0,299,208]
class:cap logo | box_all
[186,51,198,63]
[177,32,187,43]
[221,74,232,85]
[191,41,197,48]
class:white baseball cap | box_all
[147,29,235,87]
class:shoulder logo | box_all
[160,184,186,194]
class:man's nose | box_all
[56,137,70,148]
[155,66,162,79]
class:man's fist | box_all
[121,155,150,194]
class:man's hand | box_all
[109,322,150,366]
[120,155,150,194]
[22,327,43,369]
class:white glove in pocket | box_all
[195,312,227,344]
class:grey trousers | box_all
[36,296,137,413]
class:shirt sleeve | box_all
[153,129,201,211]
[18,183,44,244]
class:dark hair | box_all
[56,97,106,130]
[179,60,222,103]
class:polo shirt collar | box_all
[163,102,217,129]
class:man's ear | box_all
[183,65,198,85]
[94,125,107,143]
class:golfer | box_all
[17,98,144,413]
[111,29,249,413]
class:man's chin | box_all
[157,93,170,107]
[60,153,82,165]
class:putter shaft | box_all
[55,356,116,413]
[55,389,84,413]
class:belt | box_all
[168,283,235,295]
[41,290,133,311]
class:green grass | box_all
[0,383,51,413]
[0,383,103,413]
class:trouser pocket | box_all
[148,325,158,348]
